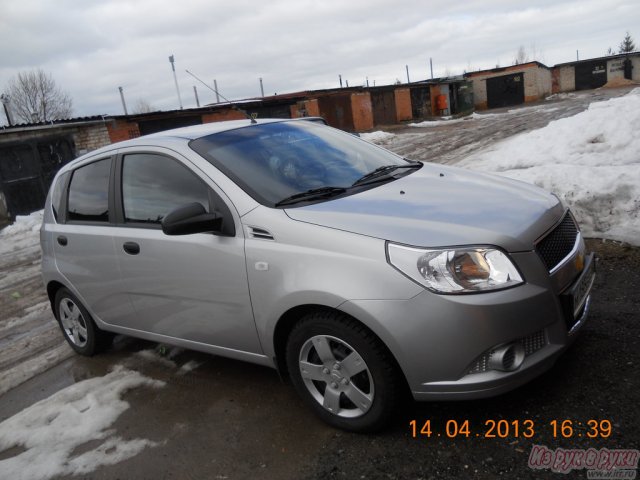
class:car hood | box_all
[284,164,563,252]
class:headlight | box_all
[387,243,524,294]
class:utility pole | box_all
[366,77,369,87]
[406,65,410,83]
[213,79,220,103]
[1,94,14,126]
[430,58,434,79]
[339,74,343,88]
[168,55,183,109]
[259,77,265,97]
[118,87,128,115]
[576,50,579,61]
[193,86,200,107]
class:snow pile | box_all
[457,88,640,245]
[0,367,164,480]
[0,210,43,256]
[360,131,396,143]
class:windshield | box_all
[189,121,410,207]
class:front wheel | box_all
[286,311,401,432]
[54,288,113,356]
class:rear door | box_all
[110,147,261,354]
[51,156,135,324]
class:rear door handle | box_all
[123,242,140,255]
[57,236,67,246]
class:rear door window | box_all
[67,159,111,222]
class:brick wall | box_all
[106,119,140,143]
[201,108,247,123]
[74,124,111,155]
[290,99,320,118]
[394,89,413,122]
[555,66,576,92]
[350,93,374,132]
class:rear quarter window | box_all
[50,172,69,222]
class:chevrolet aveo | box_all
[41,118,595,431]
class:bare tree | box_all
[132,98,155,114]
[606,47,615,56]
[5,69,73,123]
[619,32,636,53]
[514,45,529,65]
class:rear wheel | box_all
[286,311,401,432]
[54,288,113,356]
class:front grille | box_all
[535,212,578,271]
[466,329,547,375]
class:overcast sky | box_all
[1,0,638,123]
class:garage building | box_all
[464,62,552,110]
[552,52,640,93]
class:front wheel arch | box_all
[284,309,407,431]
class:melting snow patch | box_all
[457,88,640,245]
[0,210,43,256]
[0,366,164,480]
[134,348,177,368]
[178,360,204,375]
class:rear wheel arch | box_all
[46,280,66,311]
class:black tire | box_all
[286,310,401,432]
[54,287,113,356]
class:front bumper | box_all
[339,250,595,401]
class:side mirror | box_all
[161,203,222,236]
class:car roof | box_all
[143,118,284,140]
[63,117,326,170]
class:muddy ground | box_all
[0,87,638,479]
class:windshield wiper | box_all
[275,186,347,207]
[351,162,421,187]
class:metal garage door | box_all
[486,73,524,109]
[575,61,607,90]
[371,90,396,125]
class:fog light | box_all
[488,343,525,372]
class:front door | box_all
[111,149,261,354]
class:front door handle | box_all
[123,242,140,255]
[57,236,68,246]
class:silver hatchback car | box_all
[41,118,595,431]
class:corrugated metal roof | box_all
[554,51,639,68]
